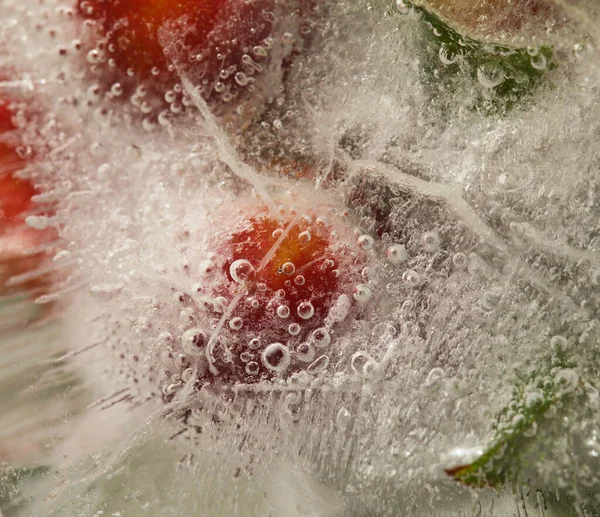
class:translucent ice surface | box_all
[1,0,600,516]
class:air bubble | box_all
[298,231,311,244]
[179,308,195,325]
[281,262,295,275]
[53,250,72,264]
[477,66,505,88]
[213,296,228,313]
[550,335,567,349]
[248,337,261,350]
[110,82,123,96]
[90,283,122,301]
[386,244,408,264]
[307,355,329,375]
[277,305,290,319]
[403,270,420,288]
[288,323,301,336]
[295,342,315,363]
[229,259,255,283]
[353,284,373,303]
[234,72,249,86]
[172,291,187,305]
[421,231,440,252]
[261,343,291,374]
[480,287,502,311]
[86,48,102,64]
[245,361,260,376]
[239,351,252,363]
[427,367,444,385]
[297,301,315,320]
[439,45,458,65]
[328,294,351,323]
[395,0,410,14]
[452,252,468,269]
[554,368,579,395]
[523,421,538,437]
[229,317,243,330]
[525,390,544,408]
[181,328,207,356]
[294,275,305,286]
[199,260,215,277]
[357,234,375,250]
[530,53,547,70]
[311,327,331,348]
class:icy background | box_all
[1,0,600,516]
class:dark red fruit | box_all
[77,0,315,111]
[194,205,367,386]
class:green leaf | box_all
[445,344,595,488]
[390,1,556,114]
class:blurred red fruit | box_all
[0,96,36,229]
[0,93,54,296]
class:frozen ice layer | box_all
[0,0,599,516]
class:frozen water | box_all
[0,0,600,516]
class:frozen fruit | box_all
[186,202,368,386]
[77,0,315,111]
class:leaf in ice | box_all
[445,343,597,488]
[390,1,556,114]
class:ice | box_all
[0,0,600,516]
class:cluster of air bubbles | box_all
[351,351,379,379]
